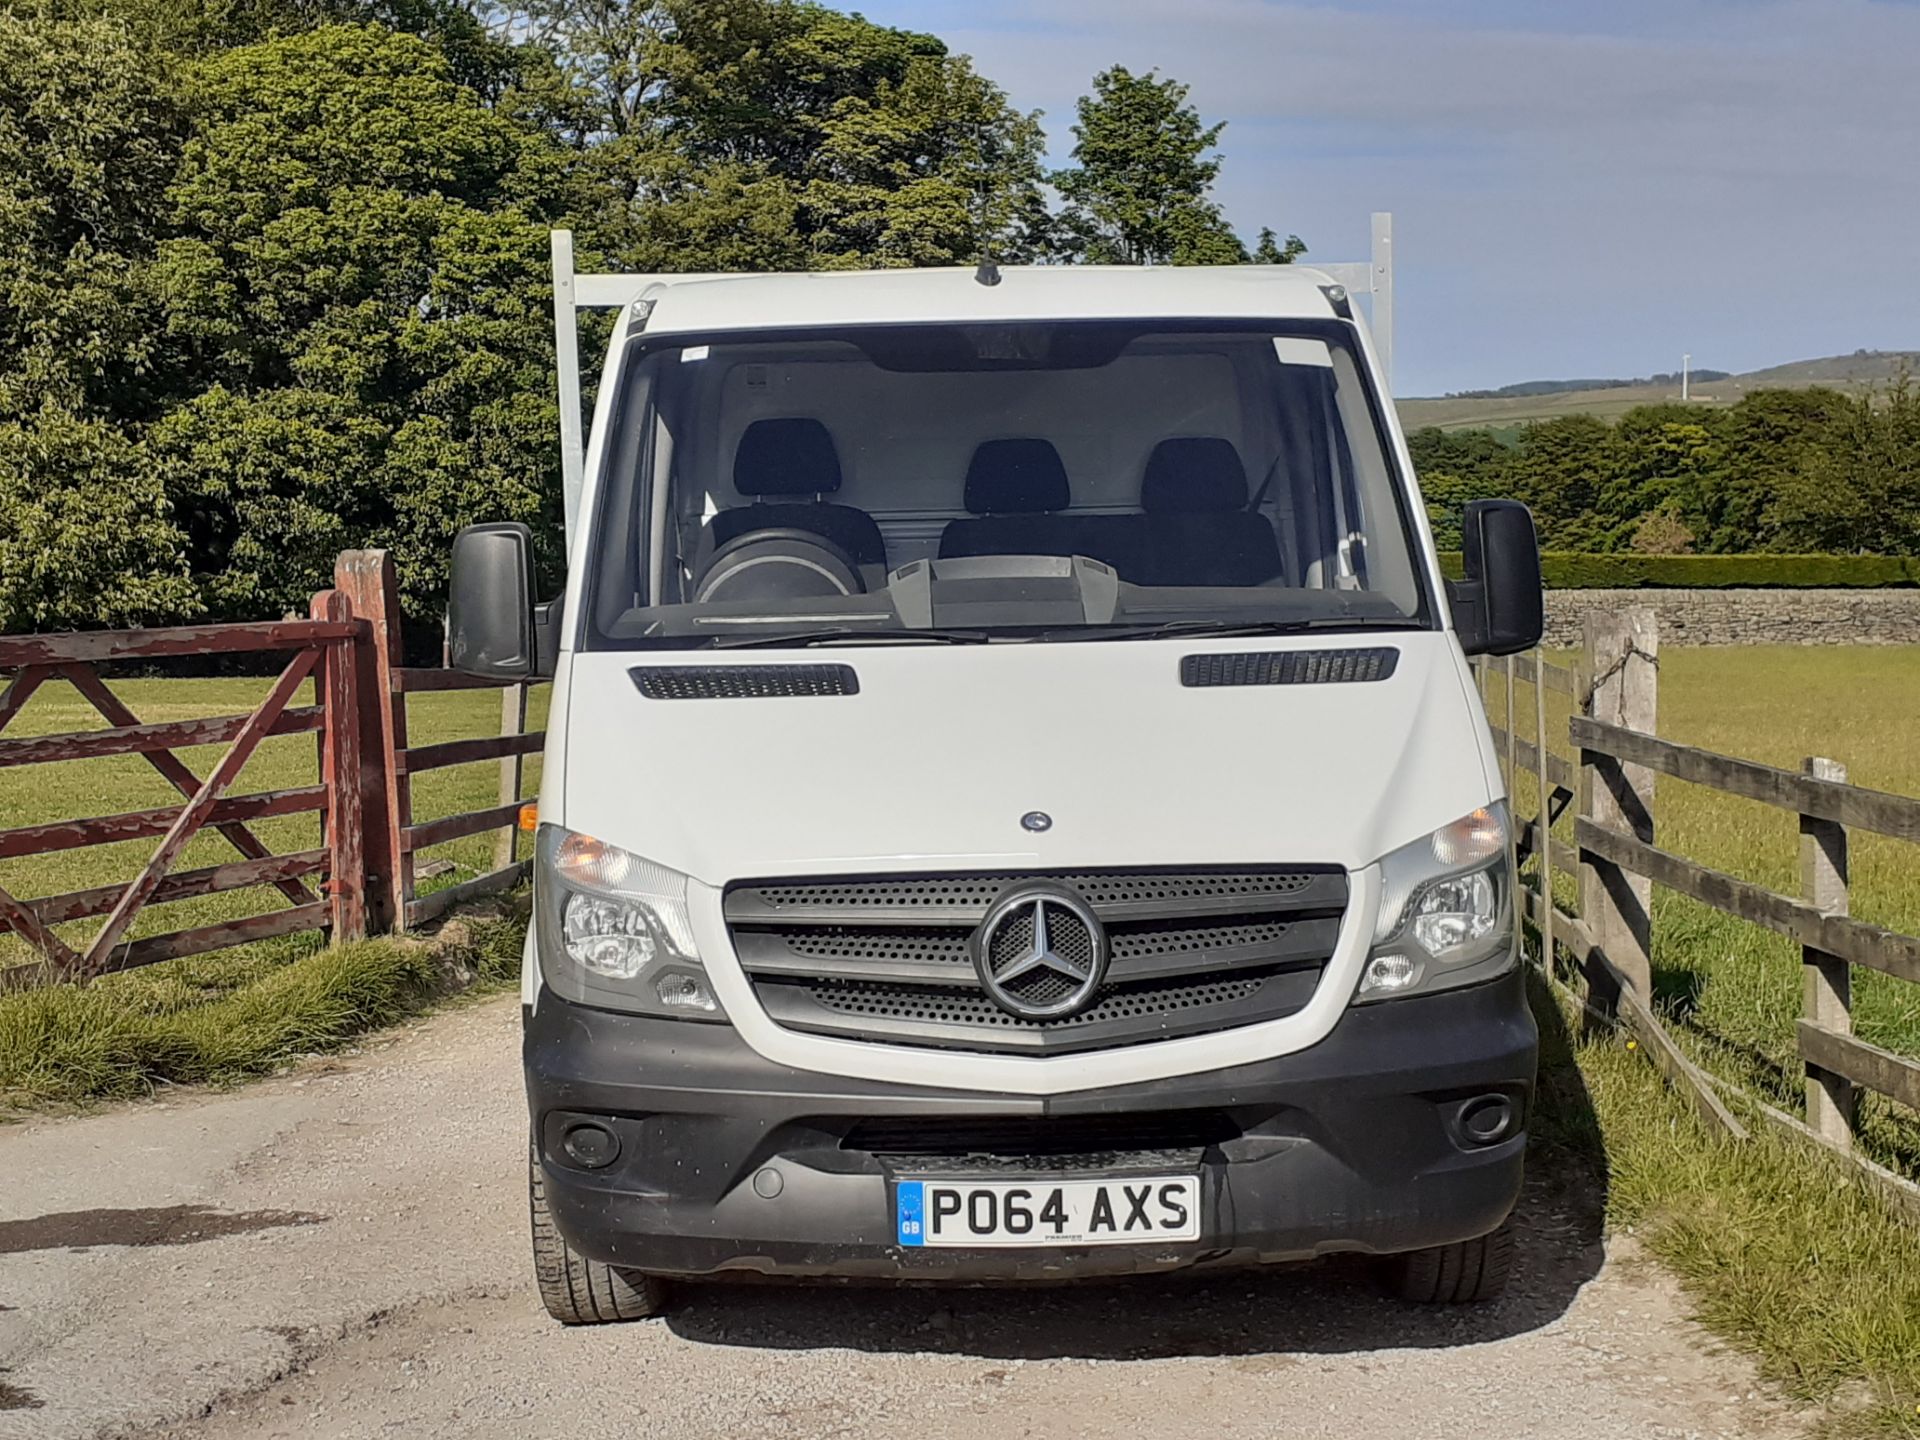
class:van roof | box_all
[633,264,1348,337]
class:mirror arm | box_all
[532,597,561,678]
[1446,577,1487,654]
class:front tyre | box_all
[1390,1220,1515,1303]
[529,1142,670,1324]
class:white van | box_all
[446,258,1546,1323]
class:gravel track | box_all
[0,996,1805,1439]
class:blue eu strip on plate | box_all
[896,1181,926,1247]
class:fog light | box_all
[655,971,718,1013]
[561,1122,620,1169]
[1360,953,1421,996]
[1459,1095,1516,1145]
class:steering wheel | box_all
[693,528,867,603]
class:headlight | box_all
[534,825,727,1020]
[1355,804,1516,1002]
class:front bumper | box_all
[524,968,1537,1281]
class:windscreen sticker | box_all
[1272,336,1334,368]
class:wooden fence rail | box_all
[336,551,540,933]
[1475,613,1920,1216]
[0,609,364,983]
[0,548,542,986]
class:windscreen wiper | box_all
[710,626,992,649]
[1035,617,1419,643]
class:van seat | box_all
[704,418,888,568]
[1133,438,1284,587]
[939,439,1139,575]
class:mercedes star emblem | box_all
[972,884,1109,1021]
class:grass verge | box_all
[1532,972,1920,1439]
[0,901,525,1111]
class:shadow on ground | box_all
[663,989,1608,1363]
[0,1205,322,1257]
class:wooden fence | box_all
[333,551,542,932]
[0,550,539,984]
[1476,611,1920,1216]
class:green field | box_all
[1397,350,1920,431]
[1485,647,1920,1173]
[0,677,550,970]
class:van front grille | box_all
[724,865,1347,1055]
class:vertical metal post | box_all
[1503,653,1517,795]
[552,229,585,548]
[1370,211,1394,390]
[1579,608,1657,1014]
[1800,756,1855,1146]
[494,682,529,872]
[1535,647,1553,967]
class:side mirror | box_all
[1448,499,1543,657]
[448,523,540,679]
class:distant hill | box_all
[1397,350,1920,431]
[1447,369,1731,400]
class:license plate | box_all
[895,1176,1199,1247]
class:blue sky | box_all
[854,0,1920,396]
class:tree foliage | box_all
[1052,65,1292,267]
[521,0,1053,270]
[0,0,1313,631]
[1409,381,1920,556]
[152,23,572,617]
[1769,378,1920,555]
[0,14,195,629]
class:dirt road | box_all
[0,997,1802,1439]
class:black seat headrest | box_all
[735,418,842,497]
[964,439,1070,514]
[1142,438,1250,513]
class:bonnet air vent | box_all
[1181,647,1399,688]
[631,664,860,700]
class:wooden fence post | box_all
[1800,755,1856,1145]
[494,682,529,871]
[333,550,410,934]
[312,589,366,942]
[1579,608,1658,1015]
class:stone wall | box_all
[1542,588,1920,647]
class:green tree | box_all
[1770,378,1920,554]
[1603,405,1725,541]
[152,23,572,617]
[1053,65,1272,266]
[0,14,196,629]
[148,386,387,618]
[523,0,1051,270]
[1251,226,1305,264]
[1502,415,1618,550]
[1711,386,1843,551]
[1406,428,1514,548]
[1407,425,1511,481]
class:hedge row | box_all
[1433,553,1920,589]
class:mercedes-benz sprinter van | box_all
[445,262,1546,1323]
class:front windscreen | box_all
[581,320,1432,649]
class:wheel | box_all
[528,1142,670,1324]
[1389,1220,1516,1303]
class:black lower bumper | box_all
[524,969,1537,1281]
